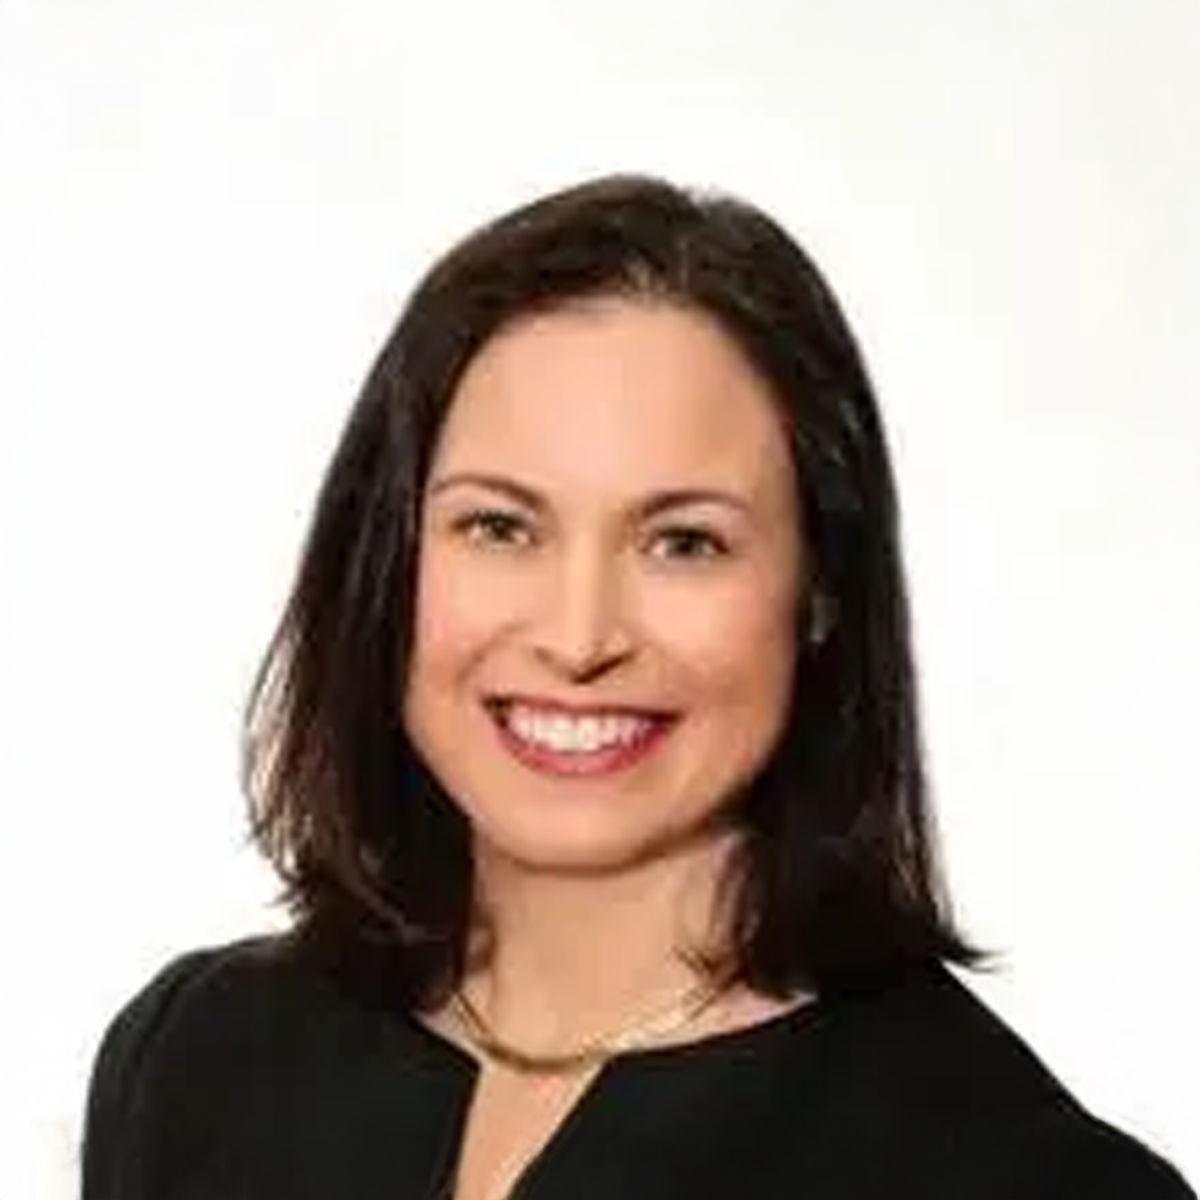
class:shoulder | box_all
[947,1108,1196,1200]
[82,937,287,1195]
[85,932,401,1093]
[83,937,300,1118]
[81,935,445,1197]
[83,935,391,1128]
[89,936,301,1067]
[807,965,1194,1197]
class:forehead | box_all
[431,299,794,502]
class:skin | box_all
[405,297,805,882]
[402,297,811,1200]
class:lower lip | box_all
[488,709,676,778]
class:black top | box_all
[81,936,1193,1200]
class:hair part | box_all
[244,173,980,1010]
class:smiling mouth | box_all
[484,698,678,777]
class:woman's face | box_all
[403,298,804,875]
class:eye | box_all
[647,525,730,561]
[449,508,534,548]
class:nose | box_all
[529,543,634,681]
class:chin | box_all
[468,807,727,881]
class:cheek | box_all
[411,554,504,672]
[653,581,798,703]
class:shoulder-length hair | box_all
[246,174,977,1010]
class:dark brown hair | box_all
[245,174,978,1010]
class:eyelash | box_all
[649,526,729,561]
[450,509,532,547]
[447,509,731,561]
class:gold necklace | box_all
[450,975,731,1076]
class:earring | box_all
[807,591,836,647]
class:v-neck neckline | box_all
[403,993,828,1200]
[405,988,825,1079]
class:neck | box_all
[460,829,745,1052]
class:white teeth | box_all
[501,704,657,754]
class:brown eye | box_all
[648,526,730,561]
[450,508,534,547]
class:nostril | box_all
[534,645,633,685]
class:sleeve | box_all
[1019,1118,1196,1200]
[950,1109,1197,1200]
[79,949,218,1200]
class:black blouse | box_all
[81,936,1193,1200]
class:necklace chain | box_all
[450,974,731,1075]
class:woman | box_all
[81,175,1193,1199]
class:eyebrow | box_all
[427,471,753,519]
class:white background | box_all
[1,1,1197,1195]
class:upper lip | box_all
[487,694,677,719]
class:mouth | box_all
[483,697,679,778]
